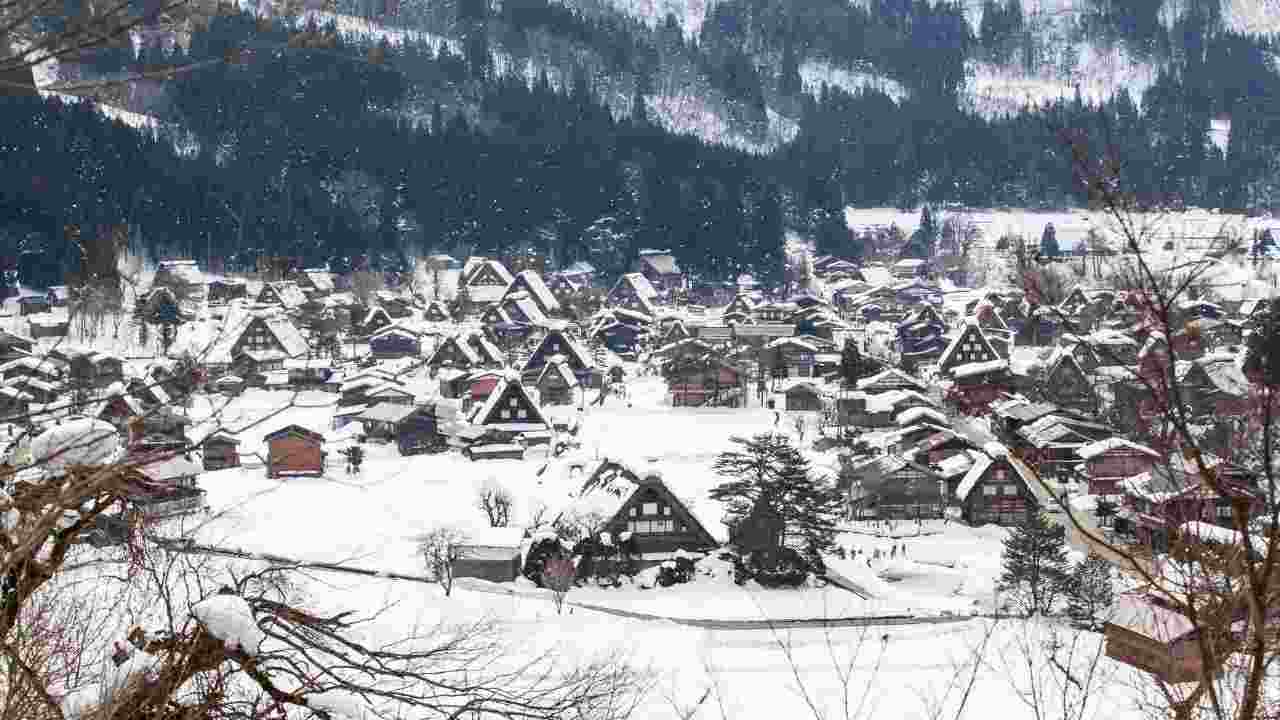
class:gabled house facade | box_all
[469,376,551,437]
[503,270,561,318]
[954,451,1041,525]
[256,281,307,310]
[264,425,326,478]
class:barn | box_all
[450,527,526,583]
[264,425,326,478]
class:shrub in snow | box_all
[1064,553,1115,630]
[192,594,265,655]
[522,536,569,587]
[731,547,809,588]
[655,555,696,587]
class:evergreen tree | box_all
[1039,222,1060,257]
[631,71,651,125]
[779,33,802,97]
[1064,553,1115,630]
[711,433,843,570]
[903,205,938,259]
[840,337,863,385]
[998,512,1069,617]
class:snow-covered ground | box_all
[801,60,907,101]
[963,42,1160,119]
[644,94,799,154]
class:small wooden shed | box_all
[264,425,326,478]
[451,527,525,583]
[202,431,241,471]
[1103,594,1215,684]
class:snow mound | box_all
[193,595,265,655]
[308,690,369,718]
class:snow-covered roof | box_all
[509,270,560,313]
[358,402,418,424]
[954,452,995,501]
[895,406,948,427]
[27,418,122,477]
[1178,521,1267,557]
[1076,437,1159,460]
[765,336,817,352]
[1108,594,1195,643]
[950,358,1009,378]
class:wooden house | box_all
[1042,352,1097,414]
[69,351,124,389]
[632,250,686,296]
[1104,594,1212,684]
[207,279,248,304]
[663,354,746,408]
[451,527,525,582]
[546,273,583,303]
[28,316,68,339]
[18,295,50,315]
[212,313,308,374]
[571,461,720,563]
[891,259,928,279]
[535,358,580,406]
[125,455,207,519]
[1011,412,1114,480]
[468,376,551,440]
[95,393,144,432]
[151,259,206,303]
[201,431,241,471]
[359,306,393,336]
[376,292,414,319]
[725,293,758,318]
[460,258,515,307]
[293,269,335,298]
[1179,358,1250,419]
[593,314,649,357]
[423,300,452,322]
[1074,438,1159,495]
[607,273,659,313]
[256,281,307,310]
[5,377,59,404]
[503,270,561,318]
[0,331,34,362]
[369,325,421,359]
[764,336,819,379]
[1058,287,1092,316]
[0,355,62,384]
[519,326,593,379]
[1116,457,1261,552]
[0,386,31,421]
[937,321,1003,378]
[954,450,1041,525]
[358,402,418,441]
[844,455,946,520]
[783,381,829,412]
[396,404,446,455]
[264,425,326,478]
[428,334,481,371]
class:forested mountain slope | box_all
[4,0,1280,286]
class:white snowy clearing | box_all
[801,59,907,102]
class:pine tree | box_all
[840,337,863,385]
[779,34,802,97]
[998,512,1069,617]
[1039,222,1060,257]
[711,433,843,570]
[1065,553,1115,629]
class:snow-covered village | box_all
[5,0,1280,713]
[2,204,1280,719]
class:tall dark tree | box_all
[1039,222,1060,257]
[711,433,843,570]
[998,512,1069,617]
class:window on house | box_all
[1217,504,1233,518]
[1003,484,1018,495]
[628,519,675,534]
[642,502,659,515]
[984,485,997,496]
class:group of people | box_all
[846,542,911,568]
